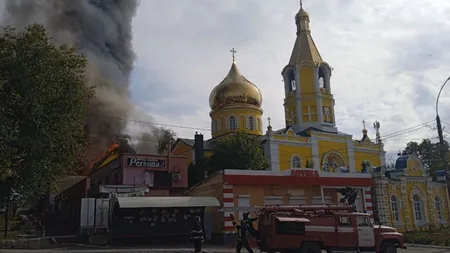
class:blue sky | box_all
[130,0,450,162]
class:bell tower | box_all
[281,4,337,133]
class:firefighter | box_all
[190,216,204,253]
[242,212,260,246]
[230,213,254,253]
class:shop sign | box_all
[290,169,319,177]
[126,157,166,168]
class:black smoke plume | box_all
[1,0,146,164]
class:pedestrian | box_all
[190,216,204,253]
[230,214,254,253]
[243,212,259,246]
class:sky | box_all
[129,0,450,163]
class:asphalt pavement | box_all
[0,245,449,253]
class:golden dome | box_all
[295,7,309,20]
[209,61,262,110]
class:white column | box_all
[346,137,356,172]
[311,137,320,170]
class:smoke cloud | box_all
[1,0,159,162]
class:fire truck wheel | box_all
[380,242,397,253]
[299,242,321,253]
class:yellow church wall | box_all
[353,152,381,172]
[299,66,314,94]
[405,182,428,229]
[317,140,348,166]
[171,142,194,164]
[210,106,263,137]
[277,144,313,171]
[386,183,406,231]
[433,185,450,224]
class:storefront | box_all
[186,168,373,244]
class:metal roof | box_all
[116,196,220,209]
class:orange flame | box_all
[89,143,120,170]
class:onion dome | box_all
[209,61,262,111]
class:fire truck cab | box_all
[257,205,406,253]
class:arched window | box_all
[413,194,423,222]
[292,156,301,168]
[435,196,443,220]
[249,117,254,130]
[390,196,400,222]
[229,116,236,130]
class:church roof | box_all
[288,7,323,66]
[209,60,262,111]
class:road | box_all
[1,245,449,253]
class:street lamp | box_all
[435,76,450,192]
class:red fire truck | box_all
[257,204,406,253]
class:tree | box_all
[401,139,449,174]
[155,127,177,155]
[206,132,268,174]
[0,24,93,233]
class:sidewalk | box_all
[0,244,249,253]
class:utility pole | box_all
[436,77,450,195]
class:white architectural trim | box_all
[379,150,386,166]
[346,137,356,172]
[266,138,280,173]
[315,136,346,143]
[311,137,320,170]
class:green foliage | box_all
[401,139,449,174]
[156,127,177,155]
[206,132,268,174]
[305,159,313,169]
[0,24,93,204]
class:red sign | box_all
[290,169,319,177]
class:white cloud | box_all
[129,0,450,154]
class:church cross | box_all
[268,117,272,126]
[362,120,366,129]
[300,0,303,9]
[230,48,237,61]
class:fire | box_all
[89,143,120,170]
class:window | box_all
[391,196,400,222]
[323,107,332,123]
[357,216,372,227]
[288,196,307,205]
[338,217,352,226]
[413,194,423,221]
[264,196,283,206]
[292,156,301,168]
[435,196,443,220]
[229,116,236,130]
[318,77,324,88]
[289,70,297,91]
[249,117,254,130]
[277,220,305,234]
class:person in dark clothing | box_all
[230,214,254,253]
[242,212,259,246]
[190,216,204,253]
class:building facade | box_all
[373,155,450,232]
[187,169,373,244]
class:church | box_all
[173,4,388,240]
[173,4,387,177]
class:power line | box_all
[382,120,435,139]
[89,114,211,132]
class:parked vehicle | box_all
[257,204,406,253]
